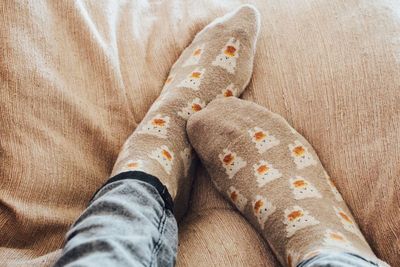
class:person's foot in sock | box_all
[187,97,389,267]
[111,5,260,205]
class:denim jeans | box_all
[54,171,382,267]
[53,171,178,267]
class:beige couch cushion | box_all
[0,0,398,266]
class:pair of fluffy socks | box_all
[112,5,387,267]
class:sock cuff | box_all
[91,171,174,212]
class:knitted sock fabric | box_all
[187,97,389,267]
[111,5,260,202]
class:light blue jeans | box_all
[53,171,177,267]
[54,171,380,267]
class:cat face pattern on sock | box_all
[178,67,206,91]
[333,207,363,238]
[219,149,247,179]
[177,98,206,120]
[248,127,280,153]
[149,145,174,174]
[289,176,322,200]
[284,206,320,238]
[252,195,276,229]
[323,229,355,251]
[227,186,248,212]
[138,114,170,138]
[253,160,282,187]
[217,83,239,98]
[288,140,317,169]
[183,44,205,67]
[212,37,240,74]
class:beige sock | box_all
[111,5,260,209]
[187,97,388,267]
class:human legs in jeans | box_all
[54,171,177,267]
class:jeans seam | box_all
[153,209,168,259]
[149,206,167,267]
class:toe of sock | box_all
[233,4,261,37]
[228,4,260,43]
[198,4,260,46]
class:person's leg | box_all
[110,4,260,203]
[55,5,260,267]
[187,97,389,267]
[54,171,177,267]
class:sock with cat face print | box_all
[187,97,389,267]
[110,5,260,208]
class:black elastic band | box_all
[91,171,174,212]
